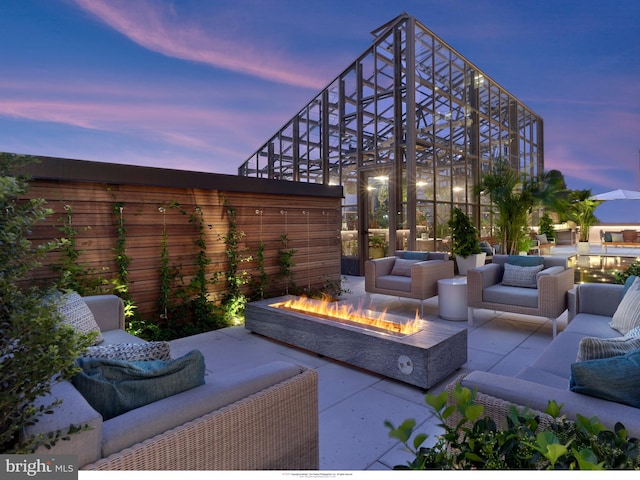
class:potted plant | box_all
[368,235,387,259]
[518,234,533,255]
[538,212,556,242]
[568,189,601,254]
[447,208,485,275]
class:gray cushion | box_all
[56,291,103,345]
[565,313,622,338]
[502,263,544,288]
[527,331,586,380]
[377,275,412,292]
[536,265,564,282]
[577,326,640,362]
[610,277,640,334]
[73,350,205,420]
[611,232,624,242]
[101,361,302,457]
[483,284,539,308]
[535,234,548,244]
[390,258,418,276]
[570,348,640,408]
[85,342,172,361]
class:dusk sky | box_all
[1,0,639,222]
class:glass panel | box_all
[366,173,389,258]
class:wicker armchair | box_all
[365,251,454,316]
[467,255,574,337]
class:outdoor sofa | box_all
[365,250,454,316]
[26,294,319,470]
[447,279,640,438]
[600,229,640,252]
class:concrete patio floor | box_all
[169,244,639,471]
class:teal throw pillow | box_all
[402,251,430,261]
[506,255,545,267]
[570,347,640,408]
[604,232,612,242]
[73,350,205,420]
[623,275,638,297]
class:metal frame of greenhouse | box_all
[238,13,543,275]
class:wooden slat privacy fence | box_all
[19,157,343,321]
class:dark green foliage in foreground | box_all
[386,383,640,470]
[0,154,93,453]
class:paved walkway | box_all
[170,283,563,470]
[171,244,640,470]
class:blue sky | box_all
[1,0,639,222]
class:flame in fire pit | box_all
[271,295,421,335]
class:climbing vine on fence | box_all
[52,204,108,295]
[212,196,251,324]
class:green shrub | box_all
[385,383,640,470]
[614,259,640,285]
[0,154,93,453]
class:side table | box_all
[437,277,467,321]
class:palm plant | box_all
[474,159,565,255]
[567,189,602,242]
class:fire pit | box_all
[245,296,467,389]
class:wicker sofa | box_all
[26,295,319,470]
[447,282,640,437]
[467,255,574,337]
[365,250,454,316]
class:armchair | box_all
[467,255,574,337]
[365,251,454,316]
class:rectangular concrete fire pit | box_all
[245,296,467,389]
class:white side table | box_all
[437,277,468,321]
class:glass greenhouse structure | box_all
[238,13,543,274]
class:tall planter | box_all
[448,208,483,275]
[455,253,486,275]
[568,190,601,255]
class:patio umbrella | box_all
[589,189,640,201]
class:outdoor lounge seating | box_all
[600,229,640,252]
[447,280,640,438]
[27,294,319,470]
[467,254,574,337]
[365,250,454,316]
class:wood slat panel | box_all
[22,178,341,320]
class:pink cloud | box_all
[71,0,327,90]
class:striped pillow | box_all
[610,277,640,334]
[577,327,640,362]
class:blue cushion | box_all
[570,347,640,408]
[604,232,612,242]
[506,255,545,267]
[479,241,493,255]
[402,251,430,261]
[73,350,205,420]
[623,275,638,297]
